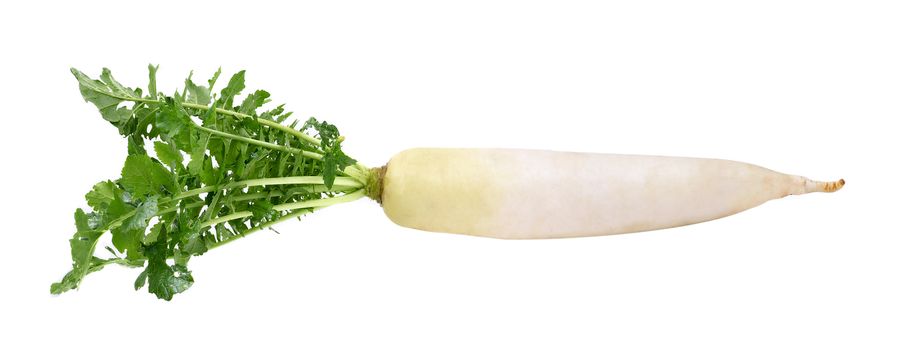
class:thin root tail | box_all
[805,178,846,193]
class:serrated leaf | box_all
[249,200,276,221]
[184,72,212,105]
[99,68,140,99]
[50,209,103,295]
[218,70,245,108]
[188,132,209,175]
[143,220,163,245]
[207,68,222,91]
[154,99,192,146]
[121,154,176,197]
[71,68,135,123]
[110,196,158,259]
[239,90,270,114]
[134,270,148,291]
[259,103,285,121]
[179,230,208,256]
[85,180,117,210]
[200,156,217,185]
[154,141,184,170]
[127,134,146,155]
[143,226,194,301]
[125,197,158,231]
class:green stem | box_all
[122,95,321,147]
[229,185,358,201]
[181,102,322,147]
[272,189,365,211]
[203,211,251,227]
[95,185,364,266]
[191,123,322,160]
[157,183,359,216]
[198,189,366,229]
[116,179,361,230]
[207,208,320,250]
[173,176,363,201]
[341,164,369,184]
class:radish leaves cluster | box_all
[52,66,368,300]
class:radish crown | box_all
[52,66,369,300]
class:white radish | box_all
[378,148,843,239]
[59,66,849,299]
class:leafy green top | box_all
[52,66,371,300]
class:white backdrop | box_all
[1,1,903,349]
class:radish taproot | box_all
[380,148,843,239]
[53,67,844,300]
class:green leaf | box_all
[143,220,163,245]
[143,226,194,301]
[239,90,270,114]
[50,209,103,295]
[321,154,338,189]
[303,118,357,189]
[259,104,286,121]
[134,270,148,291]
[107,195,133,254]
[218,70,245,108]
[174,204,206,257]
[127,134,147,155]
[155,98,192,142]
[249,200,276,221]
[121,154,176,197]
[85,181,117,210]
[99,68,140,100]
[133,103,157,138]
[207,67,222,91]
[71,68,136,123]
[125,197,158,231]
[181,236,207,256]
[154,141,184,170]
[188,132,209,175]
[148,64,159,98]
[184,71,212,105]
[199,156,217,185]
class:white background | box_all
[1,1,903,349]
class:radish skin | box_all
[379,148,843,239]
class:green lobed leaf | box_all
[71,68,135,123]
[259,103,285,121]
[106,195,132,253]
[127,134,147,155]
[239,90,270,115]
[187,131,208,175]
[143,226,194,301]
[304,117,358,189]
[154,141,184,170]
[85,180,117,211]
[207,67,222,91]
[134,270,148,291]
[99,68,140,99]
[50,209,103,294]
[120,154,177,198]
[218,70,246,108]
[184,72,212,105]
[154,98,192,144]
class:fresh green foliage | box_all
[52,66,370,300]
